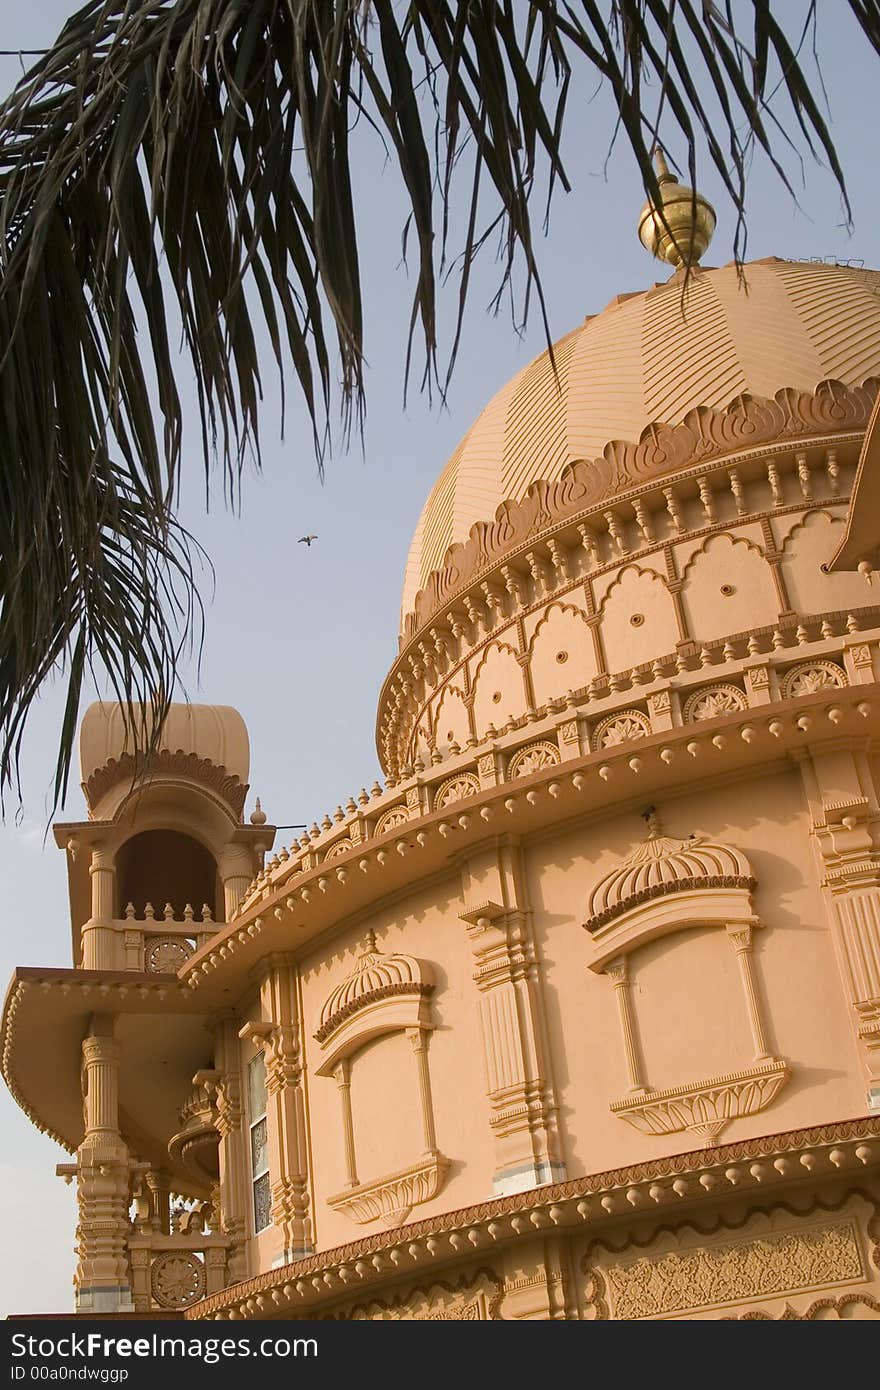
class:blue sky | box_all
[1,1,878,1314]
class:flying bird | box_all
[298,534,318,547]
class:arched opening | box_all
[116,830,219,921]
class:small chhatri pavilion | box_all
[4,166,880,1320]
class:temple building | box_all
[4,165,880,1321]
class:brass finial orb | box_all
[637,150,716,268]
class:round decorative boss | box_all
[144,937,194,973]
[781,660,847,700]
[592,709,652,749]
[507,740,561,779]
[150,1251,206,1309]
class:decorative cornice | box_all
[400,380,878,642]
[185,672,880,997]
[85,749,248,817]
[585,875,756,934]
[322,1268,504,1321]
[314,982,434,1046]
[185,1114,880,1319]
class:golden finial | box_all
[637,150,716,269]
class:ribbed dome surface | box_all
[319,933,428,1031]
[402,258,880,623]
[587,814,752,928]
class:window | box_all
[247,1051,270,1233]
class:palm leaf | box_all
[1,0,878,812]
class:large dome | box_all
[401,257,880,626]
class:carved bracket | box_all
[327,1153,450,1228]
[610,1057,791,1145]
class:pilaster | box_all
[218,844,255,921]
[210,1012,249,1281]
[241,955,313,1264]
[796,742,880,1108]
[459,838,564,1195]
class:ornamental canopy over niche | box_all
[584,808,758,972]
[399,257,880,632]
[314,932,434,1074]
[79,701,250,818]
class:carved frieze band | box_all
[583,1194,875,1320]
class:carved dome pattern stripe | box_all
[401,259,880,626]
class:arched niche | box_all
[780,509,874,613]
[681,533,778,643]
[314,934,449,1227]
[529,603,597,707]
[431,683,471,755]
[600,566,679,673]
[116,830,219,921]
[584,811,789,1145]
[470,642,525,737]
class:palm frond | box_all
[1,0,877,812]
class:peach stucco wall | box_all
[297,875,497,1254]
[529,768,864,1182]
[247,764,868,1263]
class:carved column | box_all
[211,1012,249,1282]
[334,1059,359,1186]
[218,844,254,921]
[74,1015,133,1312]
[726,926,772,1061]
[145,1169,171,1234]
[241,955,313,1264]
[604,956,648,1092]
[407,1027,438,1154]
[459,837,564,1196]
[81,848,119,970]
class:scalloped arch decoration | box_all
[681,533,778,643]
[470,641,526,739]
[431,684,470,755]
[529,603,597,708]
[780,509,874,614]
[600,568,679,675]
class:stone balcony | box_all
[168,1071,222,1189]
